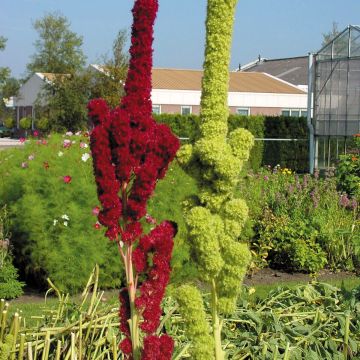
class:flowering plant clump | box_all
[88,0,179,359]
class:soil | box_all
[244,267,357,286]
[9,268,358,304]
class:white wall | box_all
[151,89,307,109]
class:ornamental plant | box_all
[88,1,179,359]
[175,0,254,359]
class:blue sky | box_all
[1,0,360,78]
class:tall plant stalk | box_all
[176,0,254,358]
[88,0,179,359]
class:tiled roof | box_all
[240,56,308,86]
[152,68,305,94]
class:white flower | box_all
[75,131,82,136]
[58,151,64,157]
[61,214,70,220]
[81,153,91,162]
[72,140,76,144]
[65,131,73,136]
[80,142,88,148]
[63,221,68,227]
[53,219,58,226]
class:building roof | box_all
[36,72,70,83]
[151,68,305,94]
[240,56,308,86]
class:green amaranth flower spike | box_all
[176,0,254,359]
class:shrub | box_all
[35,117,50,131]
[0,134,196,293]
[336,134,360,198]
[0,205,24,299]
[241,166,360,273]
[19,117,32,130]
[3,117,14,129]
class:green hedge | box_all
[263,116,309,172]
[154,114,309,172]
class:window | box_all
[152,105,161,115]
[282,109,308,117]
[281,110,291,116]
[181,106,192,115]
[236,107,250,116]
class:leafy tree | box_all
[27,12,86,75]
[41,73,90,131]
[90,29,129,107]
[0,36,10,88]
[322,22,340,47]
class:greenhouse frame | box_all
[309,25,360,171]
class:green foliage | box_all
[154,114,200,141]
[174,285,215,360]
[240,166,360,273]
[0,134,196,292]
[89,29,129,108]
[27,12,86,74]
[155,114,309,172]
[263,115,309,172]
[0,205,24,299]
[45,74,90,131]
[35,116,50,131]
[19,117,31,130]
[3,117,14,129]
[0,334,13,360]
[336,135,360,198]
[222,282,360,359]
[0,36,9,88]
[0,260,24,299]
[258,209,327,273]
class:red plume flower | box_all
[88,0,178,358]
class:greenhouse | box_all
[311,25,360,169]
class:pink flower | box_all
[93,222,101,229]
[145,214,157,224]
[80,142,88,148]
[41,139,47,145]
[28,154,35,161]
[21,162,28,168]
[92,206,100,216]
[63,175,72,184]
[19,137,26,143]
[33,130,39,137]
[63,139,71,148]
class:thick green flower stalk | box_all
[177,0,254,359]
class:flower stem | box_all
[126,245,141,360]
[211,279,224,360]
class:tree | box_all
[322,22,340,47]
[0,36,10,88]
[27,12,86,75]
[90,29,129,107]
[40,73,90,131]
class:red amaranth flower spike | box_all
[88,0,179,358]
